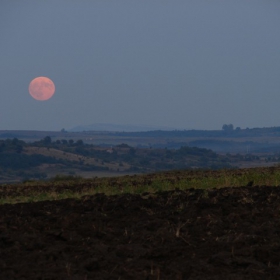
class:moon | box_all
[29,77,55,101]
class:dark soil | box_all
[1,186,280,279]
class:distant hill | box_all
[69,123,180,132]
[0,137,238,183]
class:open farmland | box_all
[1,167,280,279]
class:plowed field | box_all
[1,186,280,279]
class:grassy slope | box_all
[1,166,280,205]
[24,147,130,170]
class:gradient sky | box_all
[1,0,280,131]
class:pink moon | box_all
[29,76,55,101]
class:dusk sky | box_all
[1,1,280,131]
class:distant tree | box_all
[76,139,84,146]
[12,138,19,145]
[235,127,241,131]
[43,136,52,145]
[16,145,23,154]
[222,124,234,132]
